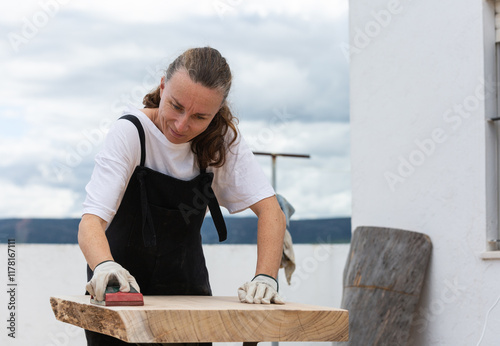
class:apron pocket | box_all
[144,203,204,246]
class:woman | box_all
[79,47,286,345]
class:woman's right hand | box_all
[86,260,140,302]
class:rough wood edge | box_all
[50,296,349,343]
[50,296,131,341]
[354,226,433,245]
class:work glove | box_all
[238,274,285,304]
[86,260,140,302]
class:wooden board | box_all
[336,226,432,345]
[50,295,348,343]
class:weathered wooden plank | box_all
[50,295,348,343]
[337,226,432,346]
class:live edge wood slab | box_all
[50,295,348,343]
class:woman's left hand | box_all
[237,274,285,304]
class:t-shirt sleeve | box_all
[212,133,275,214]
[82,119,141,222]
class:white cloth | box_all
[277,194,296,285]
[83,105,275,224]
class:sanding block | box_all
[90,285,144,306]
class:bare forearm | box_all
[78,214,113,270]
[253,197,286,278]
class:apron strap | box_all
[200,168,228,242]
[119,114,146,166]
[119,115,155,247]
[207,187,228,242]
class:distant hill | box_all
[0,217,351,244]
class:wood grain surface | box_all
[50,295,348,343]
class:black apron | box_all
[85,114,227,346]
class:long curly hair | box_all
[143,47,238,170]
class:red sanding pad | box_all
[104,291,144,306]
[90,285,144,306]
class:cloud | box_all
[1,0,350,219]
[0,179,80,218]
[239,119,350,157]
[239,119,351,218]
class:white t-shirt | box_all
[83,105,275,224]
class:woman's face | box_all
[156,69,224,144]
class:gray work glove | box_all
[86,260,140,302]
[238,274,285,304]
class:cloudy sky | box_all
[0,0,350,220]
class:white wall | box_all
[0,243,349,346]
[349,0,500,344]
